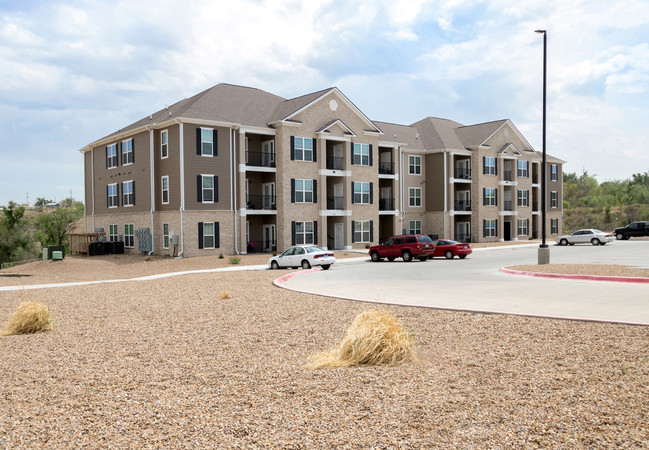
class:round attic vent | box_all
[329,99,338,111]
[504,129,510,137]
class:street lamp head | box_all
[535,29,546,34]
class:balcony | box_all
[245,194,276,210]
[455,233,471,243]
[379,162,394,175]
[454,168,472,180]
[246,151,275,168]
[326,157,344,171]
[503,170,513,182]
[327,196,344,210]
[454,200,471,212]
[379,197,394,211]
[503,201,513,211]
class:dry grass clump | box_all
[307,309,416,369]
[218,291,232,300]
[1,301,54,336]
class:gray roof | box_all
[455,120,508,148]
[267,88,334,124]
[373,121,425,150]
[410,117,466,150]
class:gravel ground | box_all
[507,264,649,278]
[1,254,648,447]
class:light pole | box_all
[535,29,550,264]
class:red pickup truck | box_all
[368,234,436,262]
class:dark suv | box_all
[368,234,436,262]
[614,221,649,240]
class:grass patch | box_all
[228,257,240,265]
[1,301,54,336]
[307,309,416,369]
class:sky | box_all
[1,0,648,206]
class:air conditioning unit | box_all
[171,234,179,245]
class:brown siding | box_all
[425,153,444,211]
[93,130,151,215]
[155,125,182,210]
[84,152,93,213]
[184,124,232,211]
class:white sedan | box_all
[268,245,336,270]
[556,229,614,246]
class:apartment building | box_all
[80,83,563,257]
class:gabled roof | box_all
[316,119,356,137]
[454,120,508,148]
[373,121,425,150]
[409,117,466,150]
[267,88,333,124]
[498,143,522,155]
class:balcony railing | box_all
[245,195,276,210]
[246,240,277,253]
[326,157,344,171]
[503,201,513,211]
[454,200,471,211]
[503,170,513,181]
[454,168,472,180]
[327,196,344,210]
[532,176,539,183]
[455,233,471,243]
[379,197,394,211]
[246,151,275,168]
[379,162,394,175]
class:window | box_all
[122,181,134,206]
[162,223,170,249]
[551,218,559,234]
[551,191,558,208]
[517,219,529,236]
[517,160,528,177]
[354,220,371,243]
[109,224,118,242]
[161,130,168,159]
[295,179,313,203]
[201,128,214,156]
[409,187,422,207]
[408,155,421,175]
[295,221,314,245]
[551,164,558,181]
[293,137,313,162]
[107,183,118,208]
[353,143,370,166]
[107,144,117,168]
[484,188,496,206]
[201,175,214,203]
[409,220,422,234]
[484,157,496,175]
[203,222,215,248]
[122,139,133,165]
[484,219,497,237]
[161,176,169,204]
[124,224,134,248]
[354,182,370,204]
[517,189,529,207]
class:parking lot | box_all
[279,239,649,325]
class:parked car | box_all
[368,234,435,262]
[268,245,335,270]
[431,239,472,259]
[614,221,649,240]
[555,229,614,246]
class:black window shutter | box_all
[495,219,498,236]
[117,142,121,166]
[132,182,135,206]
[351,221,356,243]
[495,188,498,206]
[106,146,109,169]
[370,182,373,204]
[314,220,318,245]
[526,161,530,177]
[117,183,121,207]
[483,157,486,175]
[106,185,109,208]
[290,136,295,160]
[291,179,295,203]
[215,222,220,248]
[291,221,296,245]
[196,128,201,155]
[198,222,204,249]
[131,138,135,163]
[370,220,374,242]
[495,160,498,176]
[312,139,317,162]
[526,219,529,233]
[351,143,355,165]
[313,179,317,203]
[214,176,218,202]
[483,188,486,206]
[351,181,355,204]
[197,175,203,202]
[213,130,218,156]
[369,144,373,166]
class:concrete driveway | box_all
[277,240,649,325]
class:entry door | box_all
[263,224,276,252]
[262,140,275,166]
[333,144,344,170]
[457,222,470,242]
[504,221,511,241]
[262,182,275,209]
[334,223,344,250]
[457,190,470,211]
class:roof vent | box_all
[416,133,419,139]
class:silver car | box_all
[556,229,614,246]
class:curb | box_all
[499,267,649,284]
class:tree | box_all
[34,206,83,248]
[0,201,35,265]
[34,197,53,210]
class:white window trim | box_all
[201,127,214,157]
[409,220,422,235]
[408,155,422,175]
[161,129,168,159]
[295,221,315,245]
[201,174,214,204]
[551,164,558,181]
[485,157,496,175]
[122,180,134,207]
[161,176,169,205]
[108,183,118,208]
[353,143,370,166]
[294,137,314,162]
[124,224,135,248]
[485,219,497,237]
[109,224,118,242]
[409,187,422,207]
[517,219,528,236]
[295,179,314,203]
[485,188,496,206]
[354,182,370,205]
[354,220,371,243]
[162,223,170,249]
[122,139,133,166]
[517,189,529,207]
[551,191,558,208]
[203,222,215,249]
[107,144,118,169]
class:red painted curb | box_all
[273,268,320,287]
[499,267,649,284]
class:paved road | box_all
[280,240,649,325]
